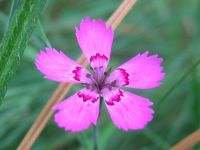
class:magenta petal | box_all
[53,88,100,132]
[107,51,165,89]
[75,17,114,70]
[35,48,91,83]
[102,88,154,131]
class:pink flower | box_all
[35,17,165,132]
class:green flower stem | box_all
[93,124,98,150]
[92,97,103,150]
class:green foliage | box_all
[0,0,47,105]
[0,0,200,149]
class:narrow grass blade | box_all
[0,0,47,105]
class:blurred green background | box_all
[0,0,200,149]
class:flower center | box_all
[85,66,114,94]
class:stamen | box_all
[110,80,117,86]
[86,73,91,78]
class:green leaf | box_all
[191,67,200,128]
[0,0,47,105]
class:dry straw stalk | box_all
[170,129,200,150]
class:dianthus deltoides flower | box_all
[35,17,165,132]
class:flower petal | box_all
[35,48,91,83]
[102,88,154,130]
[76,17,114,70]
[106,51,165,89]
[53,88,100,132]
